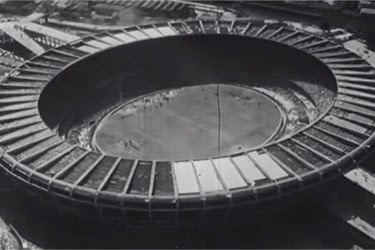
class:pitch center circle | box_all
[92,84,282,161]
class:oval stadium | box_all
[1,18,375,231]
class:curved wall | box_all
[38,34,337,131]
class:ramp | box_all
[17,22,79,43]
[20,13,46,23]
[0,23,44,55]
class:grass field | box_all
[93,84,281,161]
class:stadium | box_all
[1,18,375,232]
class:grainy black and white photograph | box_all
[0,0,374,249]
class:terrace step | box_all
[338,89,375,101]
[15,136,63,162]
[0,123,47,144]
[333,70,375,78]
[338,82,375,93]
[304,128,355,153]
[248,151,290,181]
[0,89,41,96]
[313,51,353,59]
[315,121,366,145]
[42,147,87,177]
[16,67,56,75]
[323,57,364,64]
[328,64,372,70]
[0,95,38,104]
[0,81,45,89]
[191,160,224,194]
[294,134,343,161]
[280,140,328,168]
[0,102,37,114]
[323,115,369,136]
[336,75,375,85]
[301,42,336,52]
[331,108,374,127]
[8,74,50,82]
[267,144,313,176]
[0,109,39,123]
[103,159,135,193]
[337,95,375,109]
[334,101,375,118]
[60,152,102,184]
[0,116,42,134]
[5,130,54,153]
[26,61,63,70]
[82,156,118,190]
[29,142,74,170]
[42,55,73,64]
